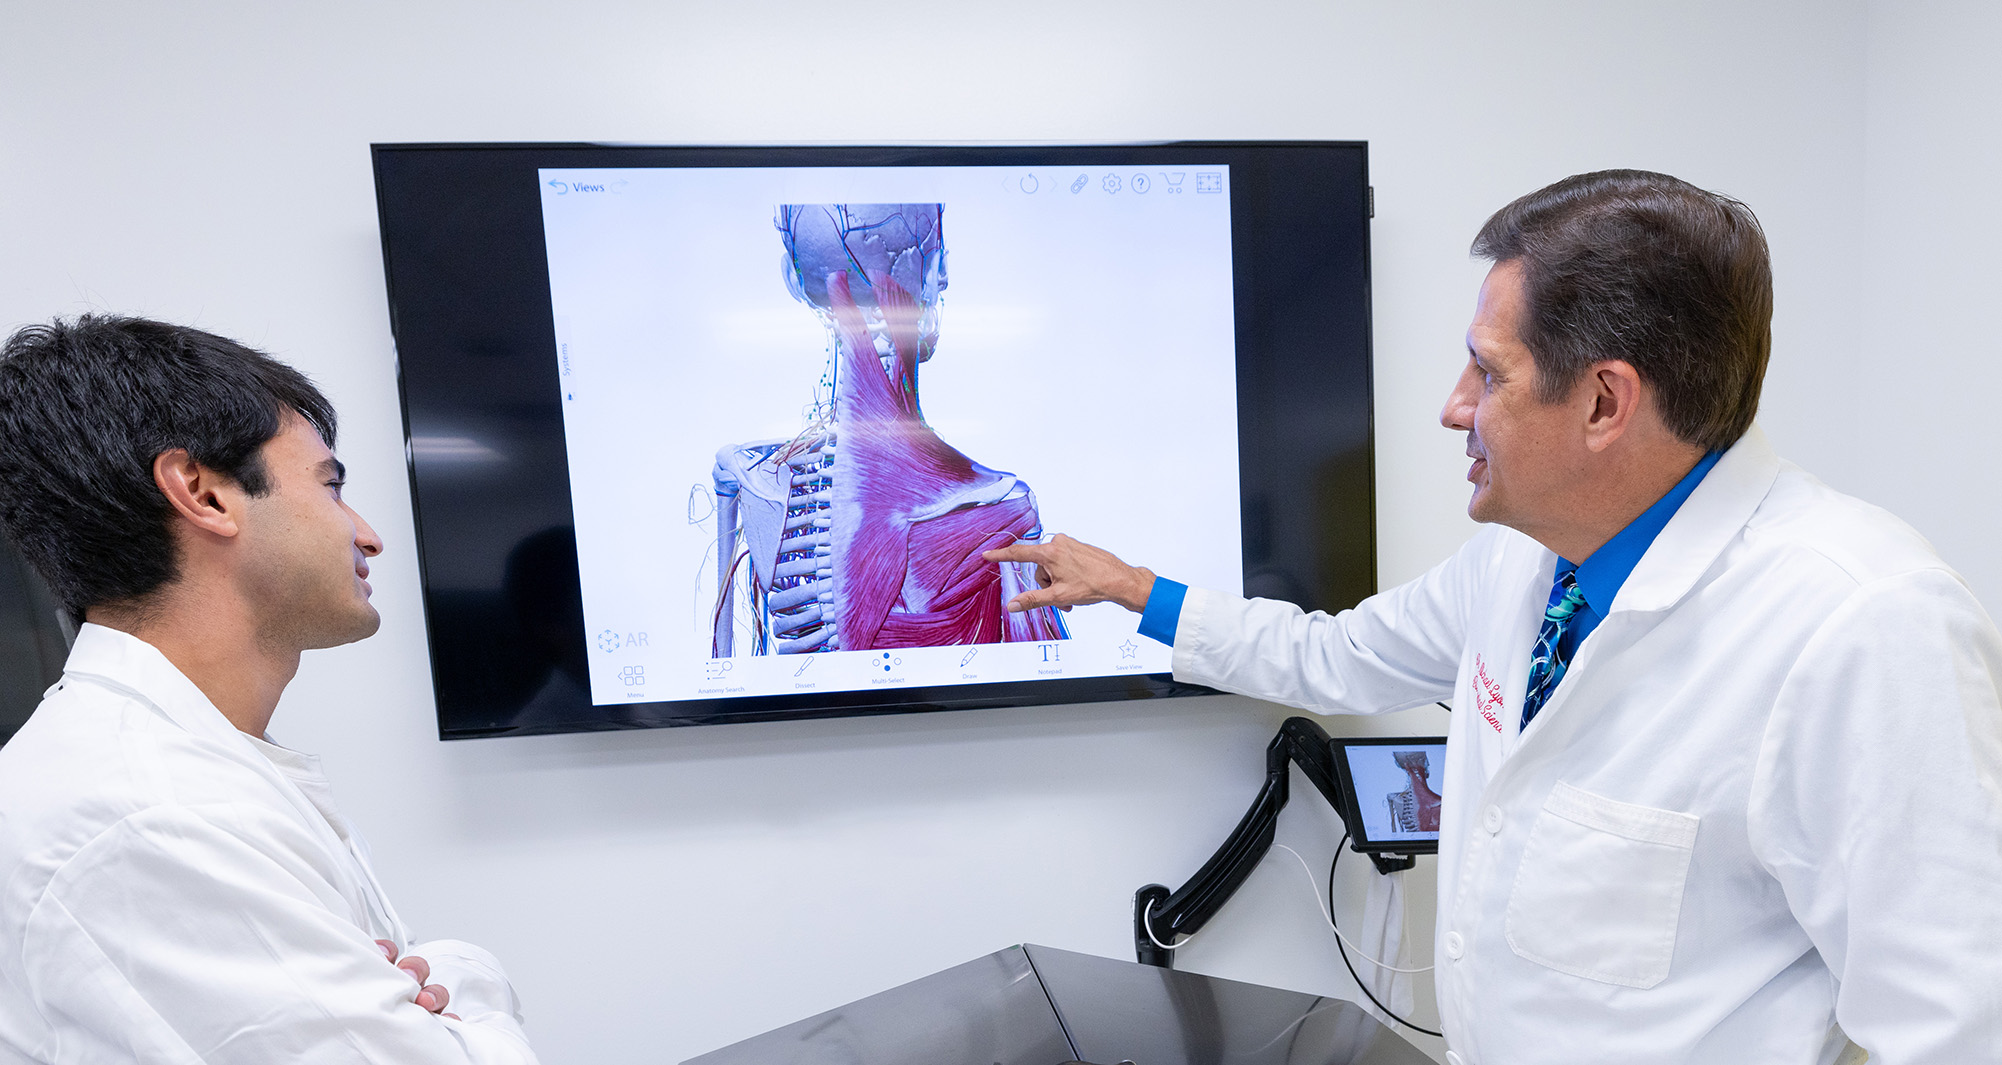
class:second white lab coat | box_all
[0,625,538,1064]
[1172,426,2002,1064]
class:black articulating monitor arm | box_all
[1132,716,1414,968]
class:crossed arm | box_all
[24,804,536,1063]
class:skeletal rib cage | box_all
[712,423,841,657]
[1387,789,1420,833]
[765,428,838,653]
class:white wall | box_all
[5,3,1994,1062]
[1857,0,2002,613]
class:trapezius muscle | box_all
[710,203,1068,656]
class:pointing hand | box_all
[983,534,1155,614]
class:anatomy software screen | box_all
[538,164,1244,706]
[1344,743,1447,844]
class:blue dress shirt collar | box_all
[1564,448,1725,620]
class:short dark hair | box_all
[0,315,337,615]
[1471,170,1773,452]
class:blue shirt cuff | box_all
[1137,578,1187,647]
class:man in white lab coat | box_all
[990,171,2002,1063]
[0,317,538,1063]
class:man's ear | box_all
[153,449,243,539]
[1583,360,1645,452]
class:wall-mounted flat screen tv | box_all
[371,142,1373,738]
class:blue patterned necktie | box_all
[1521,569,1588,730]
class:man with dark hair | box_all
[0,316,538,1063]
[991,171,2002,1062]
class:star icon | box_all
[1118,640,1138,659]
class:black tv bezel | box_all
[371,141,1374,739]
[1329,735,1447,856]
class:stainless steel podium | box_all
[685,944,1433,1065]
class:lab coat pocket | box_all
[1504,781,1698,989]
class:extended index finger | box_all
[1005,586,1069,613]
[983,542,1052,564]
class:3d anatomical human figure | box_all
[1386,750,1443,833]
[710,203,1068,655]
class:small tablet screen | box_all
[1334,738,1448,852]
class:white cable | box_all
[1142,895,1188,951]
[1272,843,1435,974]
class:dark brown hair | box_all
[0,315,337,614]
[1471,170,1772,452]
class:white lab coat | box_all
[0,625,539,1064]
[1172,426,2002,1064]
